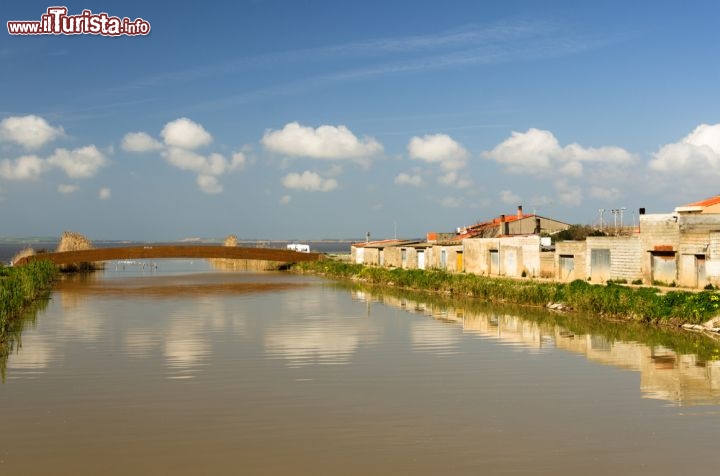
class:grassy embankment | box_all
[293,260,720,325]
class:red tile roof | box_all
[681,195,720,208]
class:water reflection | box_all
[350,288,720,406]
[264,291,378,367]
[1,294,51,381]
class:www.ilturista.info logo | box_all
[7,7,151,36]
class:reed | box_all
[292,260,720,325]
[0,260,58,326]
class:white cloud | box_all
[500,190,521,205]
[98,187,111,200]
[559,161,583,177]
[649,123,720,174]
[47,145,108,178]
[123,119,248,194]
[163,149,243,177]
[279,194,292,205]
[437,171,471,188]
[230,152,246,171]
[0,115,64,149]
[261,122,383,161]
[484,128,635,175]
[282,171,338,192]
[197,175,223,194]
[161,117,213,150]
[395,172,423,186]
[407,134,469,171]
[58,184,79,194]
[121,132,163,152]
[0,155,47,180]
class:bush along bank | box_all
[1,260,58,326]
[292,260,720,326]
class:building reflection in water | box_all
[351,289,720,406]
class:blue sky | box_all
[1,0,720,240]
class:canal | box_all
[2,260,720,474]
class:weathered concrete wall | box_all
[708,232,720,287]
[463,236,540,277]
[586,236,641,283]
[384,247,402,268]
[555,241,587,281]
[540,251,555,278]
[363,247,380,266]
[428,245,463,272]
[676,215,720,287]
[639,214,680,284]
[463,238,500,275]
[351,245,364,264]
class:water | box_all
[2,261,720,475]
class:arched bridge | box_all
[14,245,323,267]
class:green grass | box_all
[293,260,720,325]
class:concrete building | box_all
[463,235,543,278]
[586,236,642,283]
[555,241,587,282]
[457,206,570,239]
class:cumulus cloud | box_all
[437,171,471,188]
[282,171,338,192]
[0,146,107,181]
[123,118,248,194]
[279,194,292,205]
[197,175,222,194]
[98,187,111,200]
[47,145,108,178]
[121,132,163,152]
[484,128,635,175]
[0,155,47,180]
[0,115,64,149]
[230,152,247,171]
[58,184,79,194]
[161,117,213,150]
[407,134,469,171]
[261,122,383,161]
[395,172,423,186]
[500,190,521,205]
[163,148,244,177]
[649,123,720,173]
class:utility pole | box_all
[611,209,619,235]
[599,209,605,232]
[620,207,626,235]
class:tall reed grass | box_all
[1,260,58,325]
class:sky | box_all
[1,0,720,241]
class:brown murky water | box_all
[2,260,720,475]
